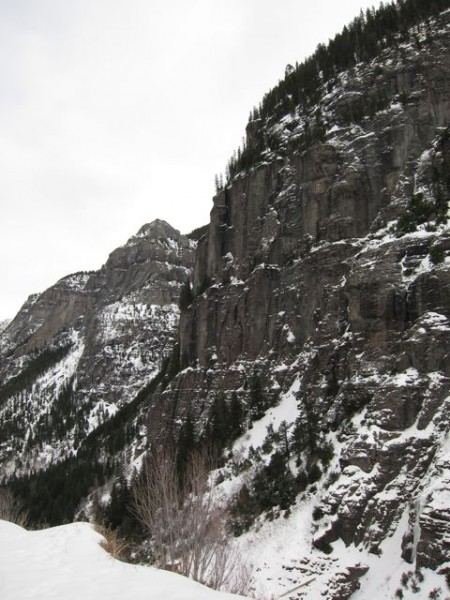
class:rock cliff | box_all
[146,9,450,599]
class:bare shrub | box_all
[94,523,128,560]
[0,488,28,527]
[131,448,182,569]
[207,544,252,595]
[131,447,249,592]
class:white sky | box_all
[0,0,381,321]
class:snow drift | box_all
[0,520,245,600]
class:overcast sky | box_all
[0,0,381,321]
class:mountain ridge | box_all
[0,220,195,484]
[1,3,450,599]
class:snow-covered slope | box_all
[0,520,245,600]
[216,377,450,599]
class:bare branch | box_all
[0,488,29,527]
[131,446,250,592]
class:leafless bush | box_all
[94,523,128,560]
[131,447,249,592]
[0,488,29,527]
[206,543,252,595]
[131,448,183,568]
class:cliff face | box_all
[0,220,195,478]
[148,11,450,598]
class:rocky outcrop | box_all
[89,220,194,307]
[2,273,93,355]
[150,9,450,427]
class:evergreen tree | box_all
[248,372,267,420]
[176,412,196,485]
[228,392,243,440]
[104,473,129,530]
[178,279,193,311]
[228,484,259,535]
[252,451,297,512]
[208,391,230,453]
[278,421,291,460]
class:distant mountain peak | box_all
[134,219,182,241]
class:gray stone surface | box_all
[147,11,450,596]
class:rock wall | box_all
[147,10,450,597]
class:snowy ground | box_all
[233,497,449,600]
[0,520,246,600]
[214,366,450,599]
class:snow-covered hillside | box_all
[219,380,450,599]
[0,221,196,523]
[0,520,245,600]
